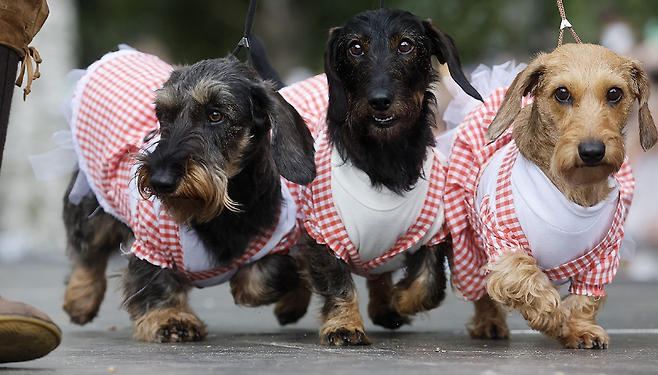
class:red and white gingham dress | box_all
[70,48,300,287]
[444,86,633,301]
[280,75,448,277]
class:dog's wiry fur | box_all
[299,9,481,346]
[471,43,657,349]
[63,55,316,342]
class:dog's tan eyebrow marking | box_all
[154,86,179,112]
[188,79,234,106]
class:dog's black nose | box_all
[368,89,393,111]
[148,170,179,194]
[578,140,606,165]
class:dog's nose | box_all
[148,170,179,194]
[578,140,606,165]
[368,89,393,111]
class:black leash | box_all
[232,0,259,62]
[380,0,386,9]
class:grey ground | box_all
[1,254,657,375]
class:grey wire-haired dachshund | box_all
[61,47,315,342]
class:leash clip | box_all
[237,37,250,49]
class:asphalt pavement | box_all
[1,254,657,375]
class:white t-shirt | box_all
[476,143,618,273]
[331,148,445,273]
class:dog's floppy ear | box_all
[629,61,658,151]
[487,55,546,141]
[249,82,316,185]
[269,91,316,185]
[423,20,482,102]
[325,27,348,125]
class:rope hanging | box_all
[556,0,582,46]
[232,0,259,62]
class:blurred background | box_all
[2,0,658,281]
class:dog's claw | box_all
[323,328,372,346]
[591,339,607,349]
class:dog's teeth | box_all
[374,116,394,122]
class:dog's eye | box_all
[606,87,623,104]
[398,39,414,55]
[554,87,571,103]
[349,42,364,57]
[208,110,224,123]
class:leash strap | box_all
[556,0,582,46]
[232,0,259,62]
[380,0,386,9]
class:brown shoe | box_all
[0,295,61,363]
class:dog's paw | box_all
[368,291,411,329]
[370,309,411,330]
[467,320,510,340]
[320,327,372,346]
[558,324,609,349]
[133,308,207,343]
[273,286,311,326]
[63,267,107,325]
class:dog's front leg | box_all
[122,257,206,343]
[485,251,566,339]
[557,294,609,349]
[392,243,450,316]
[300,242,371,346]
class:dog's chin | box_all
[560,164,617,186]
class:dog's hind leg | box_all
[486,251,566,339]
[557,294,609,349]
[273,280,312,326]
[367,272,410,329]
[468,294,510,339]
[300,241,371,346]
[231,254,303,306]
[122,257,206,343]
[230,253,311,325]
[62,173,132,325]
[392,242,450,316]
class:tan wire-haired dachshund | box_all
[444,43,657,349]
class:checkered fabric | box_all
[444,86,634,301]
[280,75,448,277]
[70,48,300,287]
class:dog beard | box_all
[137,161,240,224]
